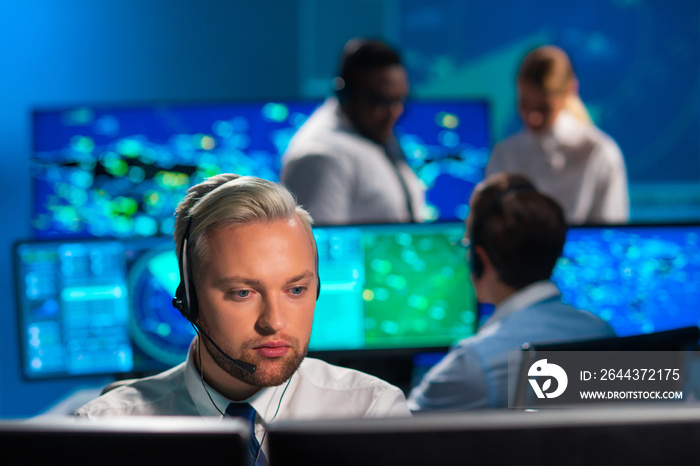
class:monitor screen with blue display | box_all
[31,99,490,239]
[471,224,700,336]
[14,221,476,379]
[552,223,700,337]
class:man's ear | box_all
[473,245,494,278]
[472,245,501,305]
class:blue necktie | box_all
[226,402,267,466]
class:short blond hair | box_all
[174,174,315,279]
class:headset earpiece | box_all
[173,218,199,322]
[172,285,185,315]
[334,78,350,104]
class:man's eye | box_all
[234,290,251,298]
[290,286,305,295]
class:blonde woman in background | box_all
[486,45,629,224]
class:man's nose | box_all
[256,294,287,334]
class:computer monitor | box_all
[31,99,490,238]
[266,406,700,466]
[552,223,700,337]
[0,417,248,463]
[310,222,475,351]
[14,221,477,380]
[14,237,189,378]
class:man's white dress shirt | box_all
[75,340,411,451]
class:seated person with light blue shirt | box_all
[408,172,615,411]
[75,174,411,465]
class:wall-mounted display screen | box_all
[31,99,491,238]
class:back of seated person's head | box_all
[468,172,567,289]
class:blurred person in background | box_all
[486,46,629,224]
[282,38,425,225]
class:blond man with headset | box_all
[75,174,410,464]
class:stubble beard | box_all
[199,329,308,387]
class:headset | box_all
[171,218,257,374]
[171,218,199,322]
[333,42,358,104]
[171,217,321,374]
